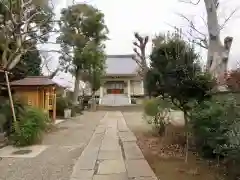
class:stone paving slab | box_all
[123,142,144,160]
[75,151,98,170]
[125,159,156,178]
[71,169,94,179]
[100,141,120,151]
[98,159,126,174]
[119,131,137,142]
[93,173,128,180]
[95,127,106,134]
[98,150,122,160]
[128,177,158,180]
[118,119,130,132]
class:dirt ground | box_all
[123,112,224,180]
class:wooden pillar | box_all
[45,89,49,118]
[36,87,39,108]
[127,80,131,103]
[52,87,56,122]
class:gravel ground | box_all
[122,111,152,133]
[0,111,106,180]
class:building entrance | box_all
[106,81,125,94]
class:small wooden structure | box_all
[10,76,58,121]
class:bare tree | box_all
[41,52,60,79]
[179,0,237,85]
[132,32,149,97]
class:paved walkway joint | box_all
[70,111,157,180]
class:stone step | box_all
[97,105,143,112]
[101,94,130,106]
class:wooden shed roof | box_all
[10,76,57,86]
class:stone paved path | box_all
[70,111,157,180]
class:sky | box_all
[43,0,240,89]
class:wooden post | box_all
[4,71,17,122]
[4,71,19,131]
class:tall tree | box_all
[132,32,149,97]
[0,0,54,124]
[0,0,54,71]
[58,3,108,107]
[16,47,42,77]
[179,0,235,85]
[86,45,105,110]
[147,32,215,162]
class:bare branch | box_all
[133,41,140,48]
[41,53,60,79]
[134,32,143,43]
[200,15,208,28]
[0,1,17,25]
[177,13,207,37]
[186,30,208,48]
[132,56,143,69]
[38,49,74,58]
[22,0,33,8]
[179,0,201,5]
[133,48,141,59]
[219,8,239,30]
[164,22,208,49]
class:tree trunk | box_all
[204,0,233,85]
[141,45,149,98]
[143,75,149,99]
[90,92,96,111]
[72,68,81,106]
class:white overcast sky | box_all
[45,0,240,88]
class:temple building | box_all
[85,55,144,106]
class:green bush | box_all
[0,97,26,136]
[191,100,229,158]
[56,96,73,117]
[191,96,240,179]
[144,97,172,135]
[143,98,160,117]
[11,107,50,146]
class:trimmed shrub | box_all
[11,107,50,146]
[143,98,160,117]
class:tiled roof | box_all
[10,76,57,86]
[105,55,139,75]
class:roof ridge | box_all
[26,76,50,78]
